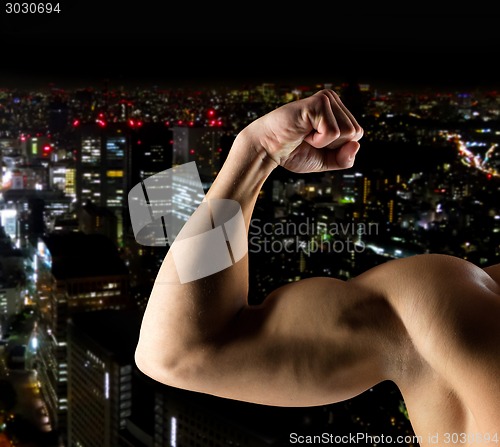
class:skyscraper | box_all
[171,126,226,182]
[67,309,141,447]
[75,123,131,245]
[129,122,173,188]
[34,232,130,443]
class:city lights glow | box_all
[105,372,110,399]
[442,131,499,178]
[170,416,177,447]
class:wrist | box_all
[205,127,278,205]
[232,126,280,171]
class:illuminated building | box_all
[153,384,283,447]
[2,189,73,243]
[119,122,173,266]
[34,232,130,443]
[0,209,17,241]
[75,123,131,245]
[67,309,141,447]
[171,126,226,182]
[129,122,173,187]
[23,135,53,164]
[50,160,77,200]
[0,284,22,328]
[0,226,24,327]
[331,172,364,205]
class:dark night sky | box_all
[2,5,500,91]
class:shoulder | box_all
[352,253,499,298]
[353,253,500,337]
[352,253,500,373]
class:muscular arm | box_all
[134,89,375,407]
[134,90,500,410]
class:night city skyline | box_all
[1,9,500,447]
[0,75,499,446]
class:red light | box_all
[189,149,195,155]
[72,119,80,127]
[207,109,215,117]
[42,145,52,157]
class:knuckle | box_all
[329,127,341,140]
[341,123,358,140]
[356,125,365,139]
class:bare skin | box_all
[135,89,500,446]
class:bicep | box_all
[164,277,391,407]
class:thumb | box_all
[332,141,360,170]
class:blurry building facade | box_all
[34,232,130,443]
[67,309,141,447]
[75,123,131,245]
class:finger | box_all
[303,93,341,148]
[330,90,364,141]
[281,140,360,173]
[320,141,360,171]
[305,90,361,150]
[321,90,364,142]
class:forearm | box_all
[158,126,277,283]
[205,129,278,218]
[136,128,277,366]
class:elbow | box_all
[134,337,214,393]
[134,338,180,386]
[134,343,160,382]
